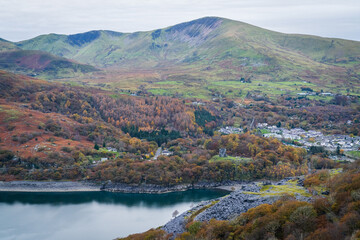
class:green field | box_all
[347,151,360,159]
[209,155,252,163]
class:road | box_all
[153,147,162,160]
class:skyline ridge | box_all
[2,15,360,42]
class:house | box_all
[257,123,268,128]
[192,101,205,106]
[106,147,118,152]
[219,126,243,135]
[283,134,300,140]
[263,133,282,139]
[101,158,108,162]
[162,150,173,156]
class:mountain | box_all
[0,38,18,51]
[0,39,98,79]
[3,17,360,99]
[15,17,360,67]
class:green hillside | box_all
[4,16,360,99]
[16,17,360,66]
[0,38,18,51]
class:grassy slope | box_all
[0,49,98,79]
[12,17,360,99]
[16,17,360,65]
[0,38,18,51]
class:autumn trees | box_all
[0,70,350,184]
[204,133,308,179]
[86,133,310,184]
[177,165,360,240]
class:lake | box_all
[0,189,227,240]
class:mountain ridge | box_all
[1,16,359,98]
[11,17,360,69]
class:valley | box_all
[0,16,359,240]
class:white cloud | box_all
[0,0,359,41]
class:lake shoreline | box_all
[0,180,247,193]
[162,177,311,238]
[0,185,228,240]
[0,181,101,192]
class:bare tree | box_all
[172,210,179,218]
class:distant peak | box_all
[165,16,223,36]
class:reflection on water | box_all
[0,189,228,240]
[0,189,227,206]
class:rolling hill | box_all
[15,17,360,67]
[0,38,18,51]
[3,17,360,99]
[0,39,98,79]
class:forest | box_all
[0,70,356,184]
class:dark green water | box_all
[0,189,227,240]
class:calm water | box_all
[0,190,227,240]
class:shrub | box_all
[61,147,72,153]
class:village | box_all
[256,123,360,153]
[218,126,244,135]
[217,123,360,157]
[79,124,360,166]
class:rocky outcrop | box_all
[101,181,245,194]
[194,192,275,222]
[0,181,100,192]
[162,179,312,238]
[101,182,192,194]
[162,182,272,238]
[162,200,213,236]
[0,180,248,193]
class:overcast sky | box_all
[1,0,359,42]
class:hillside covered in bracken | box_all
[0,71,309,182]
[123,162,360,240]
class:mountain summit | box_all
[1,17,359,94]
[13,17,360,68]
